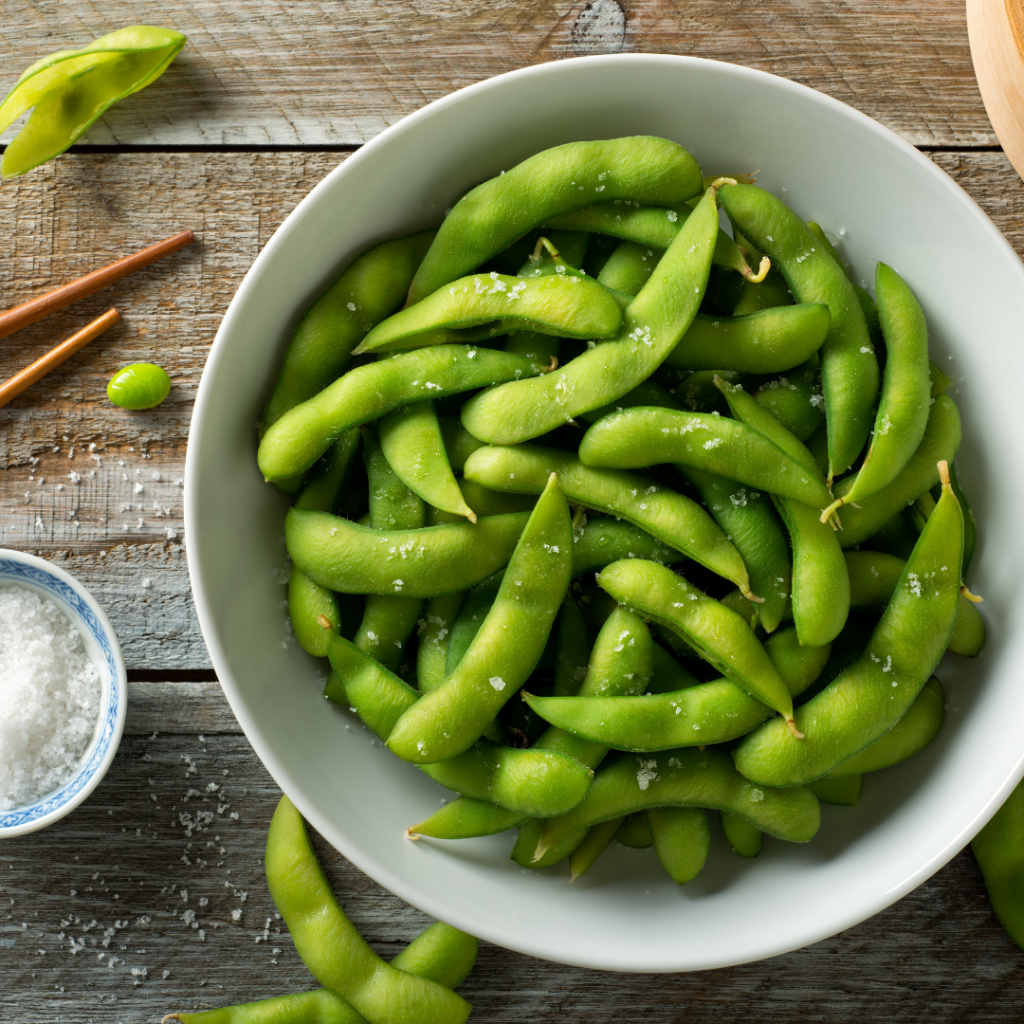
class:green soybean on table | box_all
[0,1,1021,1021]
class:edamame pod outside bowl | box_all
[187,55,1021,972]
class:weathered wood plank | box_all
[0,0,996,149]
[1,150,1020,673]
[1,733,1021,1023]
[125,681,238,734]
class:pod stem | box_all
[405,827,422,841]
[961,584,983,603]
[741,255,771,283]
[744,588,766,605]
[161,1016,183,1023]
[785,717,805,740]
[530,236,566,268]
[937,459,951,488]
[820,496,845,525]
[317,614,333,630]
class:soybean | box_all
[972,779,1024,951]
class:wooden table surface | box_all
[1,2,1022,1020]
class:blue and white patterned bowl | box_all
[0,549,126,837]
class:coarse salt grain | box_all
[0,586,100,810]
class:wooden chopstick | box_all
[0,308,121,410]
[0,229,194,342]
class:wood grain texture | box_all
[1,150,1021,672]
[1,716,1021,1023]
[0,0,996,148]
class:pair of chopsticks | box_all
[0,229,195,410]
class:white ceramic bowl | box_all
[186,55,1024,972]
[0,549,127,837]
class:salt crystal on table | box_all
[0,586,100,810]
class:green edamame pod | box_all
[408,137,703,303]
[808,775,862,806]
[524,625,829,752]
[595,559,798,727]
[517,230,590,277]
[391,921,478,990]
[825,677,944,778]
[824,263,931,520]
[535,747,821,859]
[733,461,963,786]
[834,395,962,548]
[263,233,436,436]
[569,817,622,881]
[571,514,683,579]
[650,807,710,885]
[286,510,529,596]
[647,643,702,694]
[289,432,363,656]
[597,241,663,296]
[578,407,833,511]
[554,594,590,696]
[387,474,572,763]
[616,812,655,848]
[408,797,526,840]
[680,467,790,634]
[355,272,622,354]
[417,593,464,694]
[754,366,825,441]
[459,186,720,443]
[719,184,879,479]
[265,797,471,1024]
[721,812,763,858]
[733,265,793,316]
[665,304,829,374]
[0,27,187,179]
[662,368,745,414]
[845,550,984,657]
[577,378,681,425]
[438,416,485,473]
[259,346,538,482]
[972,779,1024,951]
[379,402,475,521]
[444,572,504,675]
[929,361,953,397]
[464,444,751,597]
[947,462,979,575]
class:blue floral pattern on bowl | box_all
[0,556,123,831]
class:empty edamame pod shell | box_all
[535,747,821,859]
[733,461,963,787]
[408,137,703,303]
[972,779,1024,951]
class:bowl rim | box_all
[186,52,1024,970]
[0,548,128,837]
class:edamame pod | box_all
[719,184,879,479]
[164,988,369,1024]
[822,263,931,520]
[972,779,1024,951]
[554,594,590,696]
[824,677,944,778]
[356,272,622,354]
[391,921,479,990]
[259,346,538,482]
[597,241,663,296]
[578,407,833,510]
[647,644,702,694]
[571,515,683,578]
[524,625,829,752]
[833,395,962,548]
[616,812,655,848]
[379,402,475,521]
[445,572,505,676]
[721,812,763,858]
[754,366,825,441]
[577,378,681,424]
[438,416,485,472]
[407,797,525,840]
[263,233,435,434]
[459,186,719,443]
[650,807,710,885]
[569,818,622,880]
[417,593,464,693]
[535,748,821,858]
[265,797,471,1024]
[596,559,798,726]
[665,304,829,374]
[845,550,984,656]
[286,510,529,596]
[463,444,748,594]
[408,137,703,303]
[808,775,862,805]
[680,467,790,633]
[387,474,572,763]
[733,462,963,786]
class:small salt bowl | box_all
[0,549,127,838]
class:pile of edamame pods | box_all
[255,135,1009,917]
